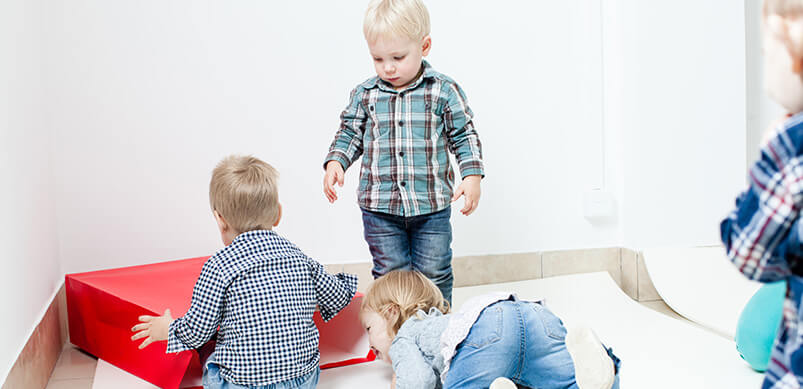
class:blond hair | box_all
[361,270,449,337]
[363,0,430,43]
[765,0,803,18]
[209,155,280,233]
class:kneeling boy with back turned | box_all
[132,155,358,389]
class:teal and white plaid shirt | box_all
[325,60,484,217]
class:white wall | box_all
[0,0,62,383]
[48,0,618,273]
[602,0,748,248]
[1,0,756,381]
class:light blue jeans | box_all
[361,206,454,303]
[202,352,319,389]
[444,300,621,389]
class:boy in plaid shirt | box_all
[132,155,357,388]
[721,1,803,387]
[323,0,484,304]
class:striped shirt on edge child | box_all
[721,112,803,388]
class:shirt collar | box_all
[231,229,275,245]
[362,60,435,93]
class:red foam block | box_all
[66,256,372,389]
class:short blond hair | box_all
[765,0,803,17]
[209,155,280,233]
[361,270,449,337]
[364,0,430,43]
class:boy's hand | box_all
[324,161,345,203]
[131,309,174,349]
[451,175,481,216]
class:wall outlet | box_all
[583,189,616,222]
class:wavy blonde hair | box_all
[363,0,430,43]
[209,155,280,233]
[361,270,450,337]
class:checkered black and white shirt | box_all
[166,230,357,386]
[721,112,803,388]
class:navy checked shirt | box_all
[166,230,357,386]
[325,60,484,217]
[721,113,803,388]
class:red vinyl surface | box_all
[66,256,370,389]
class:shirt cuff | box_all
[323,152,350,171]
[459,161,484,179]
[165,319,192,354]
[320,273,358,322]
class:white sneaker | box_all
[565,326,615,389]
[489,377,517,389]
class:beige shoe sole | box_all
[565,326,615,389]
[489,377,517,389]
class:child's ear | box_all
[273,204,282,227]
[769,15,803,75]
[383,304,400,322]
[788,20,803,74]
[421,35,432,56]
[214,210,229,232]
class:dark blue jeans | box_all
[361,206,454,303]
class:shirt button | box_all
[399,151,405,157]
[400,181,406,187]
[399,92,405,98]
[369,105,374,111]
[398,120,404,127]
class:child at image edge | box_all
[721,0,803,387]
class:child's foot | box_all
[489,377,517,389]
[565,326,615,389]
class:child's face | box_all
[763,14,803,113]
[361,309,394,363]
[367,35,431,91]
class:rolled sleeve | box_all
[324,87,368,171]
[444,83,484,179]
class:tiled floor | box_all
[46,345,96,389]
[44,300,688,388]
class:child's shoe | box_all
[565,326,615,389]
[489,377,517,389]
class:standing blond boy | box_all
[721,1,803,386]
[323,0,484,303]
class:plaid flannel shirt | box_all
[721,112,803,388]
[166,230,357,386]
[325,60,484,217]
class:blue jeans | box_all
[444,300,621,389]
[361,206,454,303]
[202,352,319,389]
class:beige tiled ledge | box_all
[334,247,662,303]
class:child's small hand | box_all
[451,175,481,216]
[324,161,345,203]
[131,309,174,349]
